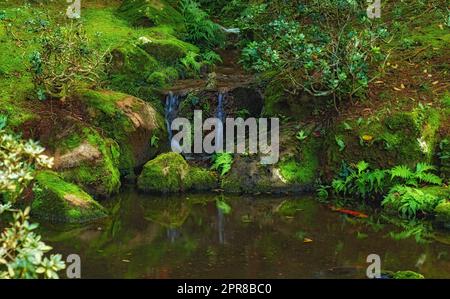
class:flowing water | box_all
[215,92,226,150]
[165,92,181,150]
[38,189,450,279]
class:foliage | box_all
[295,130,308,142]
[201,50,223,66]
[180,51,202,76]
[0,205,66,278]
[237,0,387,105]
[382,186,441,219]
[330,161,442,201]
[28,19,108,100]
[0,120,53,202]
[180,0,224,49]
[211,153,234,176]
[150,135,159,148]
[0,121,65,278]
[328,161,443,219]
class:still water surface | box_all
[39,189,450,278]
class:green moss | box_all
[325,109,442,178]
[434,197,450,229]
[393,271,425,279]
[32,171,107,223]
[79,89,166,177]
[118,0,185,31]
[146,67,179,87]
[59,127,121,198]
[185,167,218,191]
[137,152,191,193]
[139,36,199,65]
[279,138,320,185]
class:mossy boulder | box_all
[118,0,185,30]
[138,35,199,65]
[434,190,450,229]
[109,43,160,95]
[137,152,217,193]
[79,90,167,180]
[51,124,121,198]
[324,108,441,179]
[185,167,218,191]
[222,125,321,194]
[32,171,108,224]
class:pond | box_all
[39,189,450,279]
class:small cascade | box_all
[215,92,226,150]
[165,92,182,151]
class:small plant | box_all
[180,51,202,76]
[296,130,308,142]
[150,135,159,148]
[201,50,223,67]
[211,152,234,176]
[28,20,108,101]
[335,135,345,152]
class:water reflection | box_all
[37,189,450,279]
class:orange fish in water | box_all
[330,206,368,218]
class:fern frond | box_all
[390,165,413,180]
[415,162,436,174]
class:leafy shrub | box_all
[29,20,108,101]
[237,0,387,104]
[0,119,65,278]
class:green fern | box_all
[211,153,234,176]
[390,165,414,181]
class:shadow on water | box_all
[38,189,450,278]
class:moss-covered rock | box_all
[118,0,185,30]
[137,152,190,193]
[79,90,167,180]
[109,43,160,94]
[222,124,321,194]
[435,197,450,229]
[32,171,107,224]
[137,153,218,193]
[52,124,121,198]
[139,35,199,65]
[324,108,441,179]
[185,167,218,191]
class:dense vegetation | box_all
[0,0,448,279]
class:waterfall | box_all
[165,92,182,151]
[215,92,226,151]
